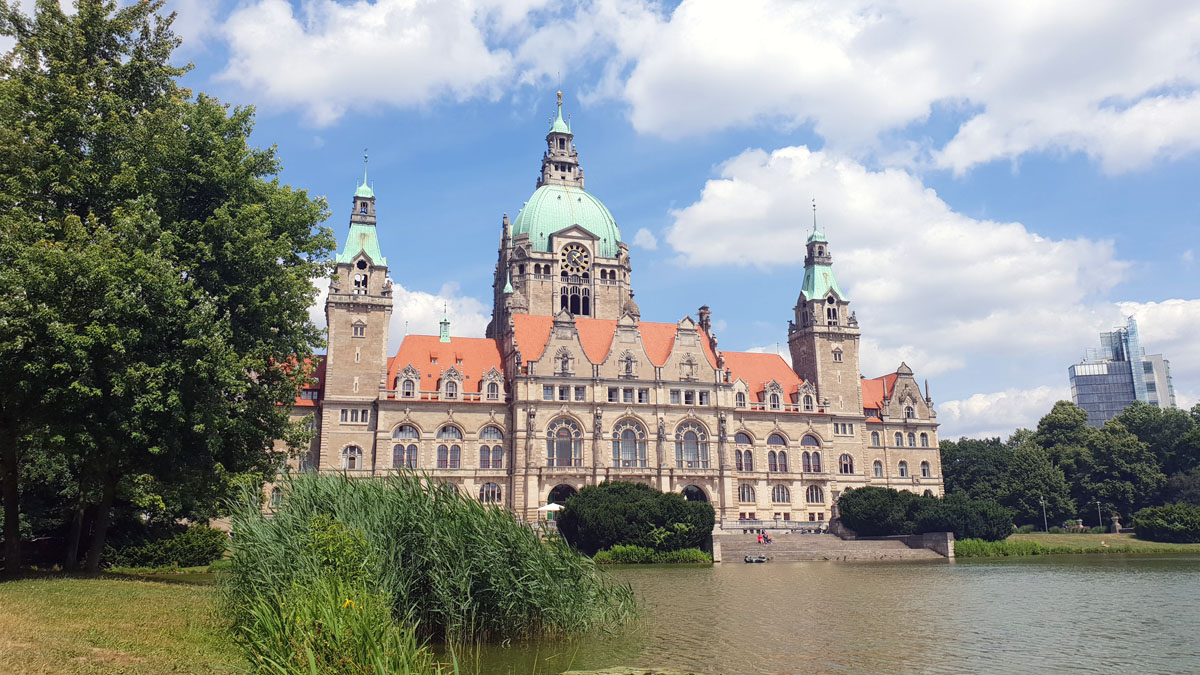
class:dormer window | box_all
[803,395,814,412]
[769,393,780,410]
[445,381,458,399]
[401,379,415,398]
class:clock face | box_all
[560,243,591,273]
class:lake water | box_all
[454,555,1200,674]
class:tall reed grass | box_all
[223,471,635,653]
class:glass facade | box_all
[1069,361,1136,427]
[1070,317,1175,427]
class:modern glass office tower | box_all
[1069,317,1176,427]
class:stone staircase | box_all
[715,533,943,561]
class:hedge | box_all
[838,487,1012,541]
[104,525,228,568]
[1133,503,1200,543]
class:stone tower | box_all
[539,90,584,189]
[787,224,862,414]
[323,158,394,457]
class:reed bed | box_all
[223,471,635,659]
[954,537,1197,557]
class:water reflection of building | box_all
[1069,316,1176,427]
[281,94,944,524]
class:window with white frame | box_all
[611,419,648,468]
[674,421,709,469]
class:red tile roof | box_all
[293,356,326,407]
[722,351,803,398]
[860,372,899,410]
[388,335,503,394]
[511,314,718,368]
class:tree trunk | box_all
[1,431,20,575]
[63,495,86,571]
[83,476,117,572]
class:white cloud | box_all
[666,145,1127,379]
[1116,299,1200,409]
[632,227,658,249]
[219,0,519,125]
[307,276,490,353]
[1183,249,1195,264]
[615,0,1200,173]
[165,0,225,51]
[939,386,1070,439]
[746,343,789,359]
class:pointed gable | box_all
[388,335,502,397]
[722,351,803,400]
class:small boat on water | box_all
[744,555,768,563]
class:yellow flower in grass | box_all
[342,598,354,609]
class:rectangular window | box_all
[608,387,619,403]
[361,409,369,424]
[818,513,825,521]
[684,391,695,405]
[559,386,570,401]
[623,388,633,404]
[349,409,359,423]
[638,389,649,404]
[574,386,586,401]
[352,324,366,338]
[302,390,319,400]
[699,391,710,405]
[543,385,554,401]
[670,390,681,405]
[809,513,816,522]
[340,409,348,422]
[847,423,854,434]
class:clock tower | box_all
[787,223,862,415]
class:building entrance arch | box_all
[548,484,578,505]
[682,485,708,502]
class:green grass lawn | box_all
[1008,532,1200,551]
[0,575,241,674]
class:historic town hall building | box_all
[285,95,943,524]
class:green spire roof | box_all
[355,151,374,198]
[503,272,514,294]
[807,227,827,244]
[511,184,621,257]
[336,223,386,266]
[550,91,571,134]
[801,261,843,301]
[439,306,451,343]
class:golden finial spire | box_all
[557,90,562,107]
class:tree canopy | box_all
[555,482,715,556]
[0,0,333,571]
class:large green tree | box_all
[1114,401,1200,478]
[1082,421,1166,521]
[1032,401,1096,509]
[1000,442,1075,527]
[0,0,332,571]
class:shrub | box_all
[1048,526,1064,534]
[105,525,228,568]
[592,546,712,564]
[838,488,1012,541]
[224,472,634,646]
[556,481,715,555]
[1133,503,1200,543]
[1087,526,1107,534]
[593,545,654,564]
[1016,524,1036,534]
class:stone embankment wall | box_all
[827,520,955,558]
[713,533,943,562]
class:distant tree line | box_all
[941,400,1200,528]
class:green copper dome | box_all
[511,184,621,258]
[355,179,374,198]
[807,227,827,244]
[550,105,571,135]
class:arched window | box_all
[920,433,929,447]
[778,451,789,472]
[479,482,502,504]
[768,434,787,447]
[871,431,881,446]
[735,449,744,472]
[905,405,915,419]
[803,395,814,412]
[479,430,503,468]
[811,452,821,472]
[342,445,362,470]
[392,445,406,468]
[802,451,812,472]
[907,432,916,447]
[546,418,583,467]
[735,392,746,408]
[839,454,854,474]
[735,432,752,445]
[921,461,931,478]
[518,264,525,275]
[491,446,503,469]
[894,432,903,446]
[738,484,755,503]
[743,449,754,472]
[487,382,500,400]
[437,426,462,440]
[393,424,419,439]
[611,419,648,468]
[401,379,415,398]
[806,485,824,503]
[769,393,780,410]
[437,444,461,469]
[405,444,417,468]
[898,461,909,477]
[445,381,458,399]
[768,450,778,472]
[674,421,709,469]
[767,435,786,472]
[873,460,883,477]
[772,485,790,503]
[270,487,282,509]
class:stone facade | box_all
[277,96,943,525]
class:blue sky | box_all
[13,0,1197,437]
